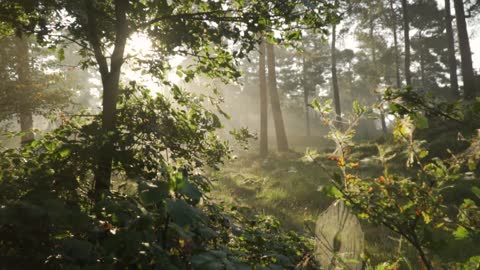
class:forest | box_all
[0,0,480,269]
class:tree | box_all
[266,42,289,152]
[401,0,412,85]
[14,37,34,144]
[331,0,342,127]
[259,40,268,157]
[302,53,312,137]
[445,0,460,97]
[388,0,402,89]
[453,0,477,100]
[5,0,335,201]
[0,34,70,144]
[409,0,450,93]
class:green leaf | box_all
[62,239,93,262]
[191,253,224,270]
[59,148,72,158]
[413,115,429,129]
[57,48,65,61]
[472,186,480,199]
[453,226,469,240]
[139,184,169,205]
[179,181,202,203]
[419,150,429,159]
[166,199,204,227]
[421,211,431,224]
[322,185,342,198]
[468,159,477,171]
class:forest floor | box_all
[209,141,407,266]
[209,135,480,267]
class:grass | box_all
[210,131,480,268]
[209,145,407,266]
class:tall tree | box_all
[331,0,342,126]
[302,54,311,137]
[266,42,289,152]
[388,0,402,89]
[0,33,71,145]
[86,0,129,201]
[453,0,476,100]
[401,0,412,85]
[445,0,459,97]
[15,36,34,144]
[5,0,335,200]
[259,40,268,157]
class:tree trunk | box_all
[389,0,402,89]
[259,40,268,157]
[445,0,459,98]
[302,54,311,137]
[401,0,412,86]
[369,15,387,136]
[453,0,476,100]
[331,20,342,127]
[86,0,129,201]
[15,36,34,145]
[266,42,289,152]
[419,31,427,89]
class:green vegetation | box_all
[1,0,480,269]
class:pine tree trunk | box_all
[15,36,34,145]
[453,0,476,100]
[401,0,412,86]
[302,54,311,137]
[419,31,427,89]
[389,0,402,89]
[331,21,342,127]
[259,40,268,157]
[445,0,459,97]
[369,15,387,136]
[266,42,289,152]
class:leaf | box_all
[191,252,225,270]
[166,199,204,227]
[62,239,93,262]
[453,226,469,240]
[468,158,477,171]
[413,115,429,129]
[179,181,202,203]
[322,185,342,198]
[139,183,169,205]
[472,186,480,199]
[421,211,432,224]
[59,148,72,158]
[57,47,65,61]
[419,150,429,159]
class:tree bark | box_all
[401,0,412,86]
[369,15,387,136]
[15,36,34,145]
[266,42,289,152]
[85,0,129,201]
[445,0,459,98]
[259,40,268,157]
[453,0,476,100]
[389,0,402,89]
[302,54,311,137]
[419,31,427,89]
[331,19,342,127]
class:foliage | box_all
[0,84,316,269]
[308,91,480,269]
[0,35,72,124]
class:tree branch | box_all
[84,0,109,79]
[110,0,129,76]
